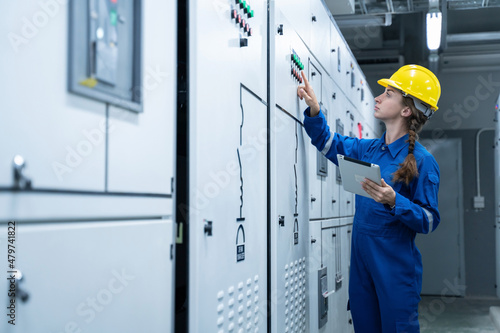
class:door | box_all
[417,138,464,296]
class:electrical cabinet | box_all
[1,0,176,220]
[188,0,268,332]
[0,219,175,333]
[271,8,310,333]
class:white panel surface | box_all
[340,223,353,332]
[308,220,324,333]
[0,219,174,333]
[273,10,310,119]
[0,1,106,191]
[189,1,268,331]
[308,61,323,219]
[272,108,310,332]
[321,226,342,332]
[310,0,331,74]
[271,8,310,332]
[276,0,312,47]
[321,78,340,219]
[329,22,346,91]
[108,1,176,194]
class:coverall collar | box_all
[380,132,410,158]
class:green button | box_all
[109,10,117,26]
[249,9,254,17]
[293,54,298,64]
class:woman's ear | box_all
[401,106,412,118]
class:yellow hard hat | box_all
[377,64,441,118]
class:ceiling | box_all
[331,0,500,73]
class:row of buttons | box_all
[235,0,255,18]
[291,50,304,71]
[231,9,253,36]
[291,67,303,83]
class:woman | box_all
[298,65,441,332]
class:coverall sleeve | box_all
[390,155,441,234]
[303,107,363,164]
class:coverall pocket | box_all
[396,320,420,333]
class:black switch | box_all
[240,38,248,47]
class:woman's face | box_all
[374,87,407,121]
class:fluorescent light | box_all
[426,12,442,50]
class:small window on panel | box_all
[68,0,143,113]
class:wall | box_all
[420,129,497,297]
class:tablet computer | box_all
[337,154,381,198]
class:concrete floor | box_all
[419,296,500,333]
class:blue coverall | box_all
[303,108,440,333]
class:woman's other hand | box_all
[361,178,396,207]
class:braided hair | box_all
[392,96,429,185]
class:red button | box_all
[248,28,253,36]
[244,23,250,33]
[236,14,241,24]
[240,19,246,28]
[231,9,237,19]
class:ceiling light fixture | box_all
[426,11,442,50]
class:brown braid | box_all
[392,96,428,185]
